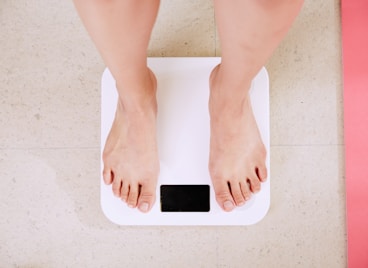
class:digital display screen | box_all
[160,185,210,212]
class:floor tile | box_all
[0,0,103,149]
[0,0,345,267]
[215,145,346,267]
[0,149,220,267]
[267,0,343,146]
[149,0,215,57]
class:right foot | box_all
[208,65,268,212]
[102,68,159,213]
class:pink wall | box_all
[342,1,368,267]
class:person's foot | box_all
[209,64,267,212]
[102,68,159,213]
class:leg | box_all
[210,0,304,211]
[73,0,160,212]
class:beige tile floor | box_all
[0,0,345,267]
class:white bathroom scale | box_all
[100,57,270,226]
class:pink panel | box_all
[342,1,368,267]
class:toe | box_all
[229,181,246,206]
[240,181,252,201]
[248,174,261,193]
[256,165,268,182]
[120,181,129,202]
[112,177,122,197]
[212,179,236,212]
[137,181,156,213]
[103,168,113,185]
[127,184,139,208]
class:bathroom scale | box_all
[100,57,270,225]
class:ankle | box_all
[213,61,255,84]
[210,65,251,108]
[116,66,155,90]
[116,68,157,113]
[211,64,252,91]
[118,92,157,115]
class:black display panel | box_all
[160,185,210,212]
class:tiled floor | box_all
[0,0,346,267]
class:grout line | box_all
[0,144,344,151]
[0,147,100,151]
[271,144,344,147]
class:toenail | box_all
[238,201,245,206]
[224,201,235,211]
[139,202,149,212]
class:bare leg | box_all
[73,0,160,212]
[210,0,304,211]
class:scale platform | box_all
[101,57,270,225]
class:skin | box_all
[209,0,304,211]
[73,0,304,212]
[73,0,161,213]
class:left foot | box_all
[209,65,268,212]
[102,68,159,213]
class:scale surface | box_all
[101,57,270,225]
